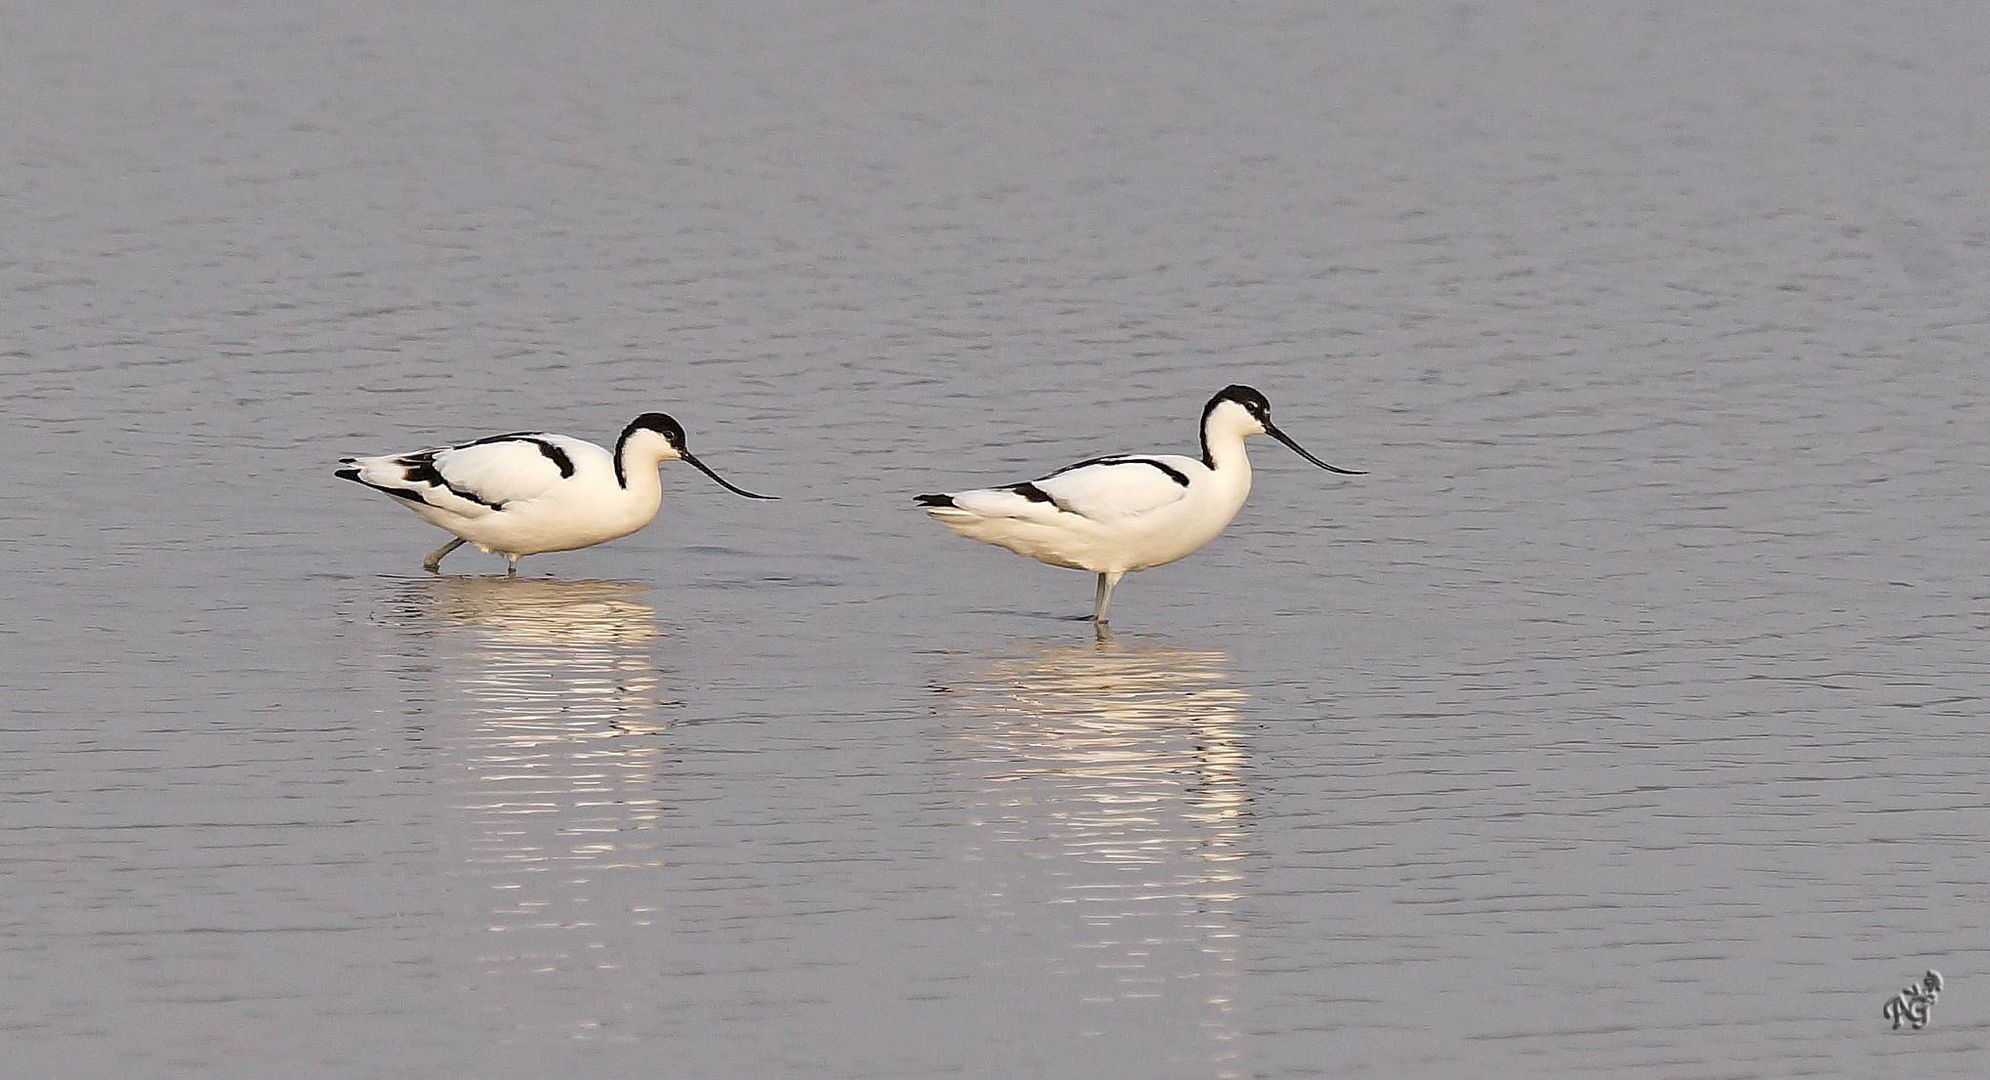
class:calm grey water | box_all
[4,2,1989,1077]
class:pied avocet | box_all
[916,385,1361,625]
[337,413,774,575]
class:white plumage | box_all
[917,385,1361,625]
[337,413,773,575]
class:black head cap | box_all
[623,412,687,449]
[1206,384,1272,421]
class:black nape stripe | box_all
[614,414,688,489]
[1201,385,1271,468]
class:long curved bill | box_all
[680,450,778,499]
[1265,420,1364,475]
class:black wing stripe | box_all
[530,439,576,478]
[461,432,576,479]
[1044,456,1189,487]
[338,468,435,507]
[1006,481,1078,514]
[401,452,506,511]
[1044,454,1123,479]
[1139,459,1192,487]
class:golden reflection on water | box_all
[937,639,1255,1076]
[396,577,677,998]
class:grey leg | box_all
[423,537,466,573]
[1092,570,1124,624]
[505,553,520,577]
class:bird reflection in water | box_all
[394,576,679,1028]
[936,638,1255,1076]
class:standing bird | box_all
[337,413,774,575]
[915,385,1361,625]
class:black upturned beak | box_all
[1264,420,1364,475]
[679,449,778,499]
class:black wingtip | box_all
[334,467,361,483]
[915,493,956,508]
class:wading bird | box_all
[916,385,1360,625]
[338,412,773,575]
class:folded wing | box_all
[340,433,578,518]
[936,455,1194,523]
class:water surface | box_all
[5,2,1990,1077]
